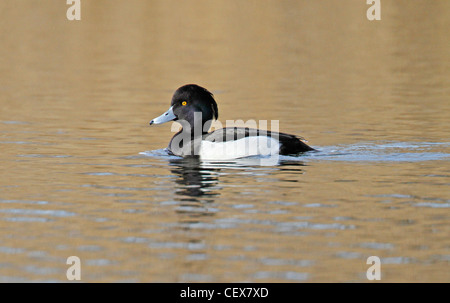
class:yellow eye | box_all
[181,101,187,106]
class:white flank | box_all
[199,136,280,160]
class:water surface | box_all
[0,0,449,282]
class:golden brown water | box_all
[0,0,449,282]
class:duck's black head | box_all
[150,84,218,134]
[171,84,218,124]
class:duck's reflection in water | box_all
[166,156,307,273]
[169,157,221,199]
[168,156,307,205]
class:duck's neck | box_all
[188,120,211,138]
[169,123,210,156]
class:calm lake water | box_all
[0,0,449,282]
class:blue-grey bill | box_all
[150,106,176,125]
